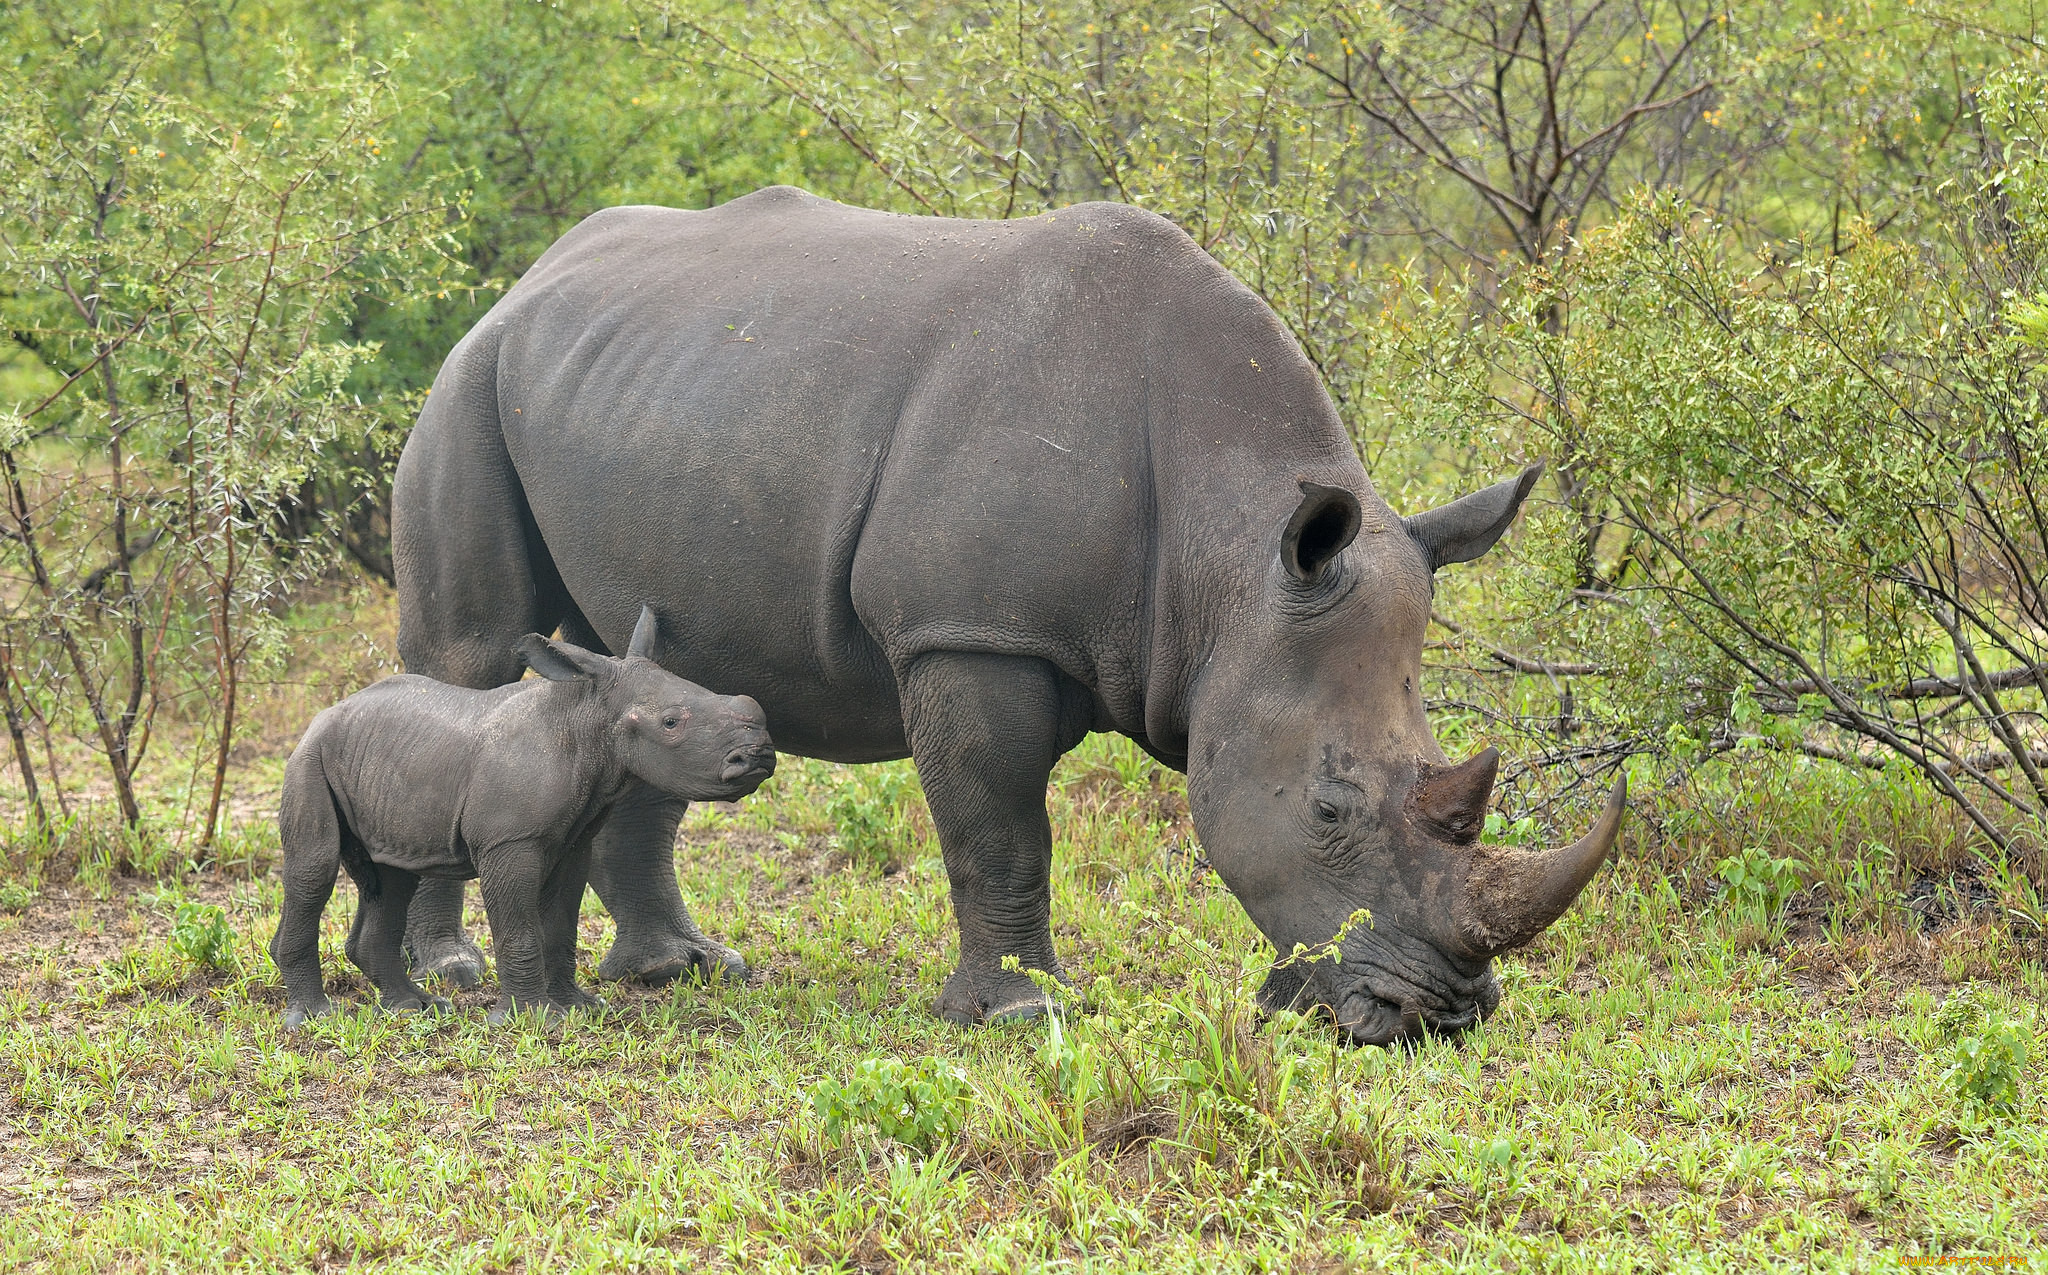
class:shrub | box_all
[814,1056,971,1155]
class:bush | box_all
[814,1056,971,1155]
[1714,846,1805,924]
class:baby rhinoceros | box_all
[269,605,775,1028]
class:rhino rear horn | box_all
[1411,746,1498,843]
[627,604,659,660]
[1404,462,1543,571]
[1454,774,1626,956]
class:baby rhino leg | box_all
[478,841,560,1024]
[272,752,343,1029]
[347,866,449,1016]
[543,840,604,1012]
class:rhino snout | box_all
[720,746,776,783]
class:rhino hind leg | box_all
[588,784,746,985]
[272,753,345,1030]
[394,327,580,991]
[901,651,1091,1026]
[345,865,449,1017]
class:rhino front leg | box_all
[587,782,746,986]
[901,651,1091,1026]
[477,841,561,1023]
[543,838,604,1011]
[403,876,487,989]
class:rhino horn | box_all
[1453,774,1626,957]
[1412,746,1499,844]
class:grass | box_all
[0,589,2045,1271]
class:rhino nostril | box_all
[720,748,774,782]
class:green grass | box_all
[1,730,2045,1272]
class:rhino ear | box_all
[1404,463,1543,571]
[626,604,659,660]
[1281,482,1362,583]
[517,634,612,682]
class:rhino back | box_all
[474,188,1372,758]
[304,676,567,876]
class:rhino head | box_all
[1185,463,1625,1046]
[517,605,777,801]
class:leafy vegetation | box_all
[0,726,2042,1268]
[3,0,2048,1267]
[815,1055,975,1154]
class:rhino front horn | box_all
[1454,774,1626,957]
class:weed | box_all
[1714,844,1804,923]
[168,902,233,971]
[1481,810,1540,846]
[813,1055,971,1155]
[0,881,32,913]
[1947,1015,2031,1116]
[825,763,921,872]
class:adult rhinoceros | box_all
[391,186,1623,1044]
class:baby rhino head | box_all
[516,605,776,801]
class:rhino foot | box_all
[487,994,604,1026]
[283,996,334,1031]
[934,964,1065,1027]
[379,993,453,1017]
[405,933,486,990]
[596,932,747,986]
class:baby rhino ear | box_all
[626,604,659,660]
[516,634,612,682]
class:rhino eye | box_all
[1312,798,1341,823]
[661,715,680,730]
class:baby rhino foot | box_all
[405,934,486,990]
[283,996,334,1031]
[379,993,453,1017]
[557,986,607,1012]
[488,995,603,1026]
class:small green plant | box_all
[169,903,234,971]
[1041,1009,1104,1107]
[1714,846,1804,923]
[1934,987,1991,1041]
[1946,1016,2031,1116]
[826,765,919,872]
[1481,811,1539,846]
[0,882,34,913]
[814,1056,972,1155]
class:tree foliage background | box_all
[3,0,2046,864]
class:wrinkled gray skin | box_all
[391,186,1623,1044]
[268,606,774,1028]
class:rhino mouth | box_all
[719,747,777,784]
[1262,929,1501,1047]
